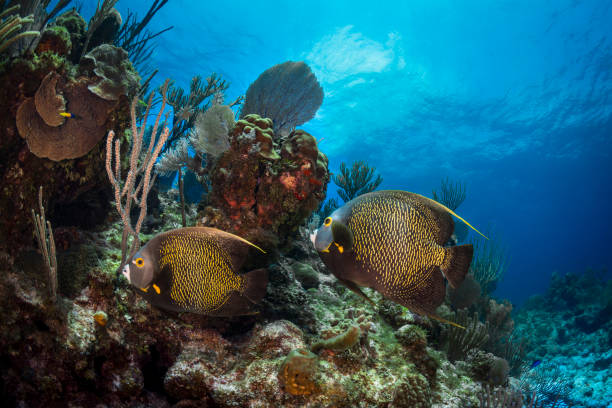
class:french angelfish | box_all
[122,227,268,316]
[312,190,486,328]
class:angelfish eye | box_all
[134,257,145,268]
[323,217,332,227]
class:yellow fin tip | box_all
[432,199,488,240]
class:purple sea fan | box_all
[240,61,324,139]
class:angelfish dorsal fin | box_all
[229,234,266,254]
[421,193,488,240]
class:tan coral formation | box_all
[34,71,66,127]
[79,44,140,101]
[16,75,115,161]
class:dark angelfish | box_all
[122,227,268,316]
[311,190,487,328]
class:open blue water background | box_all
[82,0,612,306]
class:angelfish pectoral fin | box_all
[337,277,375,306]
[140,286,149,293]
[331,220,354,252]
[152,284,161,294]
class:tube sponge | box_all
[311,325,361,353]
[278,348,319,396]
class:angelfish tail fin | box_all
[441,244,473,289]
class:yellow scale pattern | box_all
[348,193,446,300]
[158,232,243,313]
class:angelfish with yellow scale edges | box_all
[122,227,268,316]
[311,190,487,328]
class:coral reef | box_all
[0,5,138,256]
[279,348,320,395]
[432,176,466,212]
[202,114,329,248]
[0,4,163,256]
[513,269,612,407]
[432,176,469,242]
[470,229,509,294]
[0,201,520,407]
[54,8,86,62]
[445,309,490,362]
[34,25,72,56]
[5,6,602,408]
[310,325,361,353]
[190,104,235,157]
[0,5,39,56]
[448,273,482,309]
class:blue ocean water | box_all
[83,0,612,306]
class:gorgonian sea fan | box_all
[240,61,324,138]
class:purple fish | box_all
[530,359,542,369]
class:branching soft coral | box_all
[447,309,490,362]
[432,176,466,211]
[333,160,383,203]
[0,5,38,55]
[470,229,509,294]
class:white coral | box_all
[156,138,190,175]
[190,104,234,157]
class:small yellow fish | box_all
[93,311,108,327]
[59,112,73,118]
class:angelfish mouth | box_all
[122,264,131,283]
[309,229,318,246]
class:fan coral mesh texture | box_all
[156,138,191,175]
[240,61,323,138]
[189,104,234,157]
